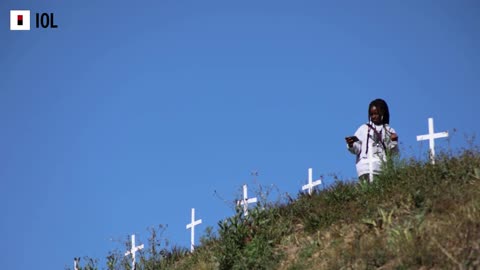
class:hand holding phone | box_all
[345,136,359,142]
[345,136,359,147]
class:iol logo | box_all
[10,10,59,31]
[10,10,30,30]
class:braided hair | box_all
[365,99,392,154]
[368,98,390,125]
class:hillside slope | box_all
[74,149,480,270]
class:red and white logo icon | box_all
[10,10,31,31]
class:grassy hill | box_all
[74,148,480,270]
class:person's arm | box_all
[347,126,363,155]
[387,127,399,155]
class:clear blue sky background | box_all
[1,1,479,269]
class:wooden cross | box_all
[186,208,202,252]
[302,168,322,195]
[237,184,257,216]
[124,234,144,270]
[416,117,448,164]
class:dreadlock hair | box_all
[368,98,390,125]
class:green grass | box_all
[70,147,480,270]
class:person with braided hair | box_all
[345,98,399,182]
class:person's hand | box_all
[345,137,356,148]
[390,133,398,142]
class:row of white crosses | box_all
[121,210,204,270]
[104,178,315,270]
[186,183,262,253]
[73,177,317,269]
[185,184,259,254]
[78,118,448,269]
[118,184,259,269]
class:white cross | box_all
[416,117,448,165]
[366,148,375,183]
[74,257,80,270]
[302,168,322,195]
[124,234,144,270]
[186,208,202,252]
[237,184,257,216]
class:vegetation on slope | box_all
[71,147,480,270]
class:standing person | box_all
[345,98,399,182]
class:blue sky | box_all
[1,1,479,269]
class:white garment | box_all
[347,122,398,177]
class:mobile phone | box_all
[345,136,359,142]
